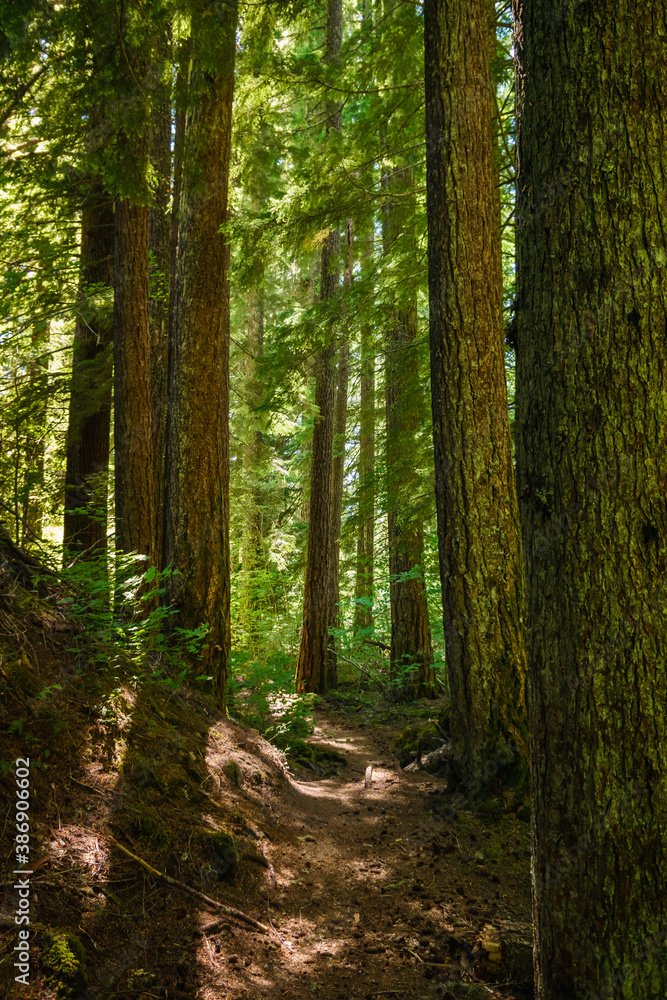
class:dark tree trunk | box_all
[148,43,172,573]
[326,218,352,689]
[514,2,667,997]
[295,0,343,694]
[383,165,435,701]
[164,0,238,709]
[23,303,49,546]
[295,232,338,694]
[354,232,375,632]
[113,199,153,564]
[424,0,527,771]
[63,185,114,562]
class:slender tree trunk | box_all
[326,218,352,688]
[385,301,435,700]
[168,38,190,363]
[295,0,343,694]
[299,257,320,525]
[63,185,114,562]
[164,0,238,709]
[383,165,435,701]
[354,232,375,632]
[424,0,527,773]
[149,41,172,573]
[296,233,339,693]
[113,199,153,563]
[23,304,49,545]
[514,2,667,997]
[240,268,266,648]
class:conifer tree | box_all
[383,162,435,700]
[514,0,667,994]
[164,0,238,708]
[424,0,528,779]
[63,181,114,562]
[296,0,343,694]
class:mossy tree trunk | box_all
[164,0,238,709]
[424,0,527,773]
[514,1,667,996]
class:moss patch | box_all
[37,926,88,999]
[395,722,443,767]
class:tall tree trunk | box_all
[240,268,266,648]
[424,0,527,775]
[113,199,153,563]
[149,38,172,573]
[164,0,238,709]
[295,0,343,694]
[295,234,338,693]
[63,185,114,563]
[326,218,352,688]
[354,232,375,632]
[383,166,435,701]
[167,37,190,372]
[385,302,435,700]
[23,299,49,545]
[299,257,320,525]
[514,2,667,997]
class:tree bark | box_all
[149,39,173,573]
[22,298,49,546]
[424,0,527,769]
[384,298,435,700]
[383,163,435,701]
[326,218,352,689]
[295,0,343,694]
[164,0,238,709]
[295,232,338,694]
[354,232,375,632]
[113,199,153,564]
[63,185,114,562]
[514,2,667,997]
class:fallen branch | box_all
[362,639,390,652]
[105,833,272,937]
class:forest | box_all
[0,1,665,999]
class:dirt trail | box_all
[1,666,532,1000]
[200,702,532,1000]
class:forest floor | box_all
[0,555,533,1000]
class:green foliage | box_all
[228,648,315,738]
